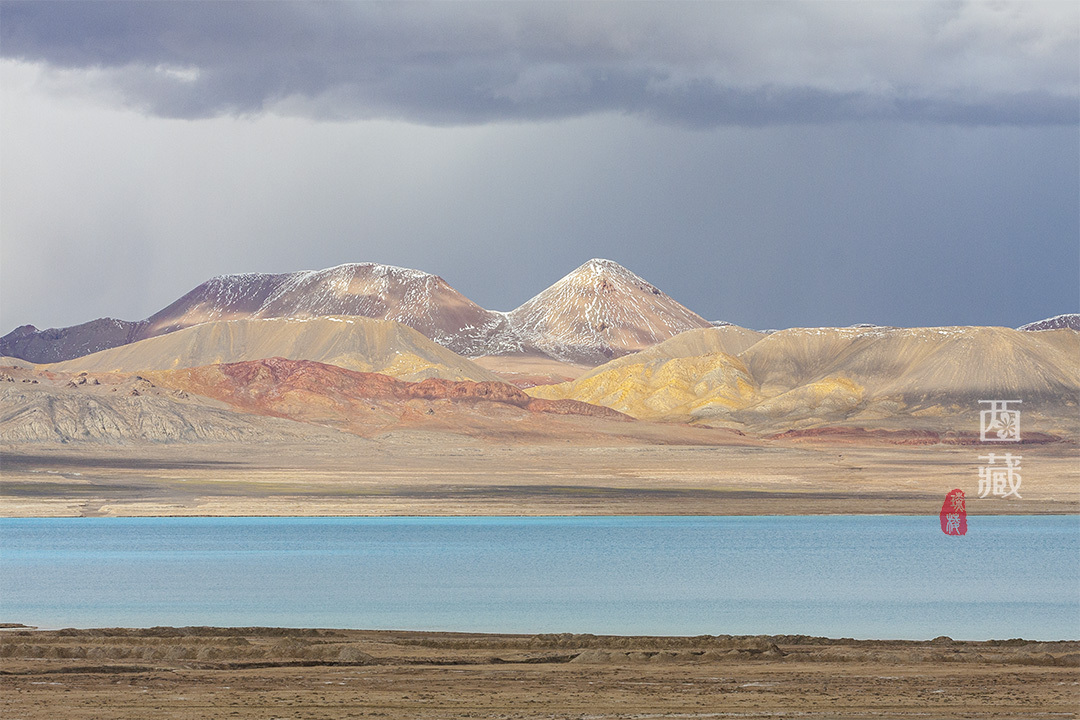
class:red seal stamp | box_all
[940,489,967,536]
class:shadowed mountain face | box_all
[0,318,146,365]
[0,260,712,366]
[1019,314,1080,331]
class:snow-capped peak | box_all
[506,258,712,364]
[568,258,648,283]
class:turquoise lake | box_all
[1,515,1077,640]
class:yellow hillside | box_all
[570,325,766,382]
[529,325,1080,431]
[529,351,758,421]
[43,316,501,383]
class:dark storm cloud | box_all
[2,0,1076,126]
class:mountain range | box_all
[3,258,1072,369]
[1,258,1076,445]
[1,259,711,366]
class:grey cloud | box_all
[1,1,1076,126]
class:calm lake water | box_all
[1,516,1077,640]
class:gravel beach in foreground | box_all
[2,626,1078,719]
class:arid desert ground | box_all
[2,626,1078,720]
[2,435,1077,517]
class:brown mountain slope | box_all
[469,354,590,388]
[505,259,714,364]
[42,317,500,382]
[739,326,1080,404]
[143,263,524,357]
[1,362,764,447]
[480,321,762,389]
[0,356,35,369]
[1024,327,1080,357]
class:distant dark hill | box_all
[0,318,145,365]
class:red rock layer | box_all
[156,357,631,422]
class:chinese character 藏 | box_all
[978,453,1022,499]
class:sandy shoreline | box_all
[3,438,1077,517]
[2,627,1077,719]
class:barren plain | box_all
[2,627,1078,719]
[2,436,1077,517]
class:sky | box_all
[1,1,1077,334]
